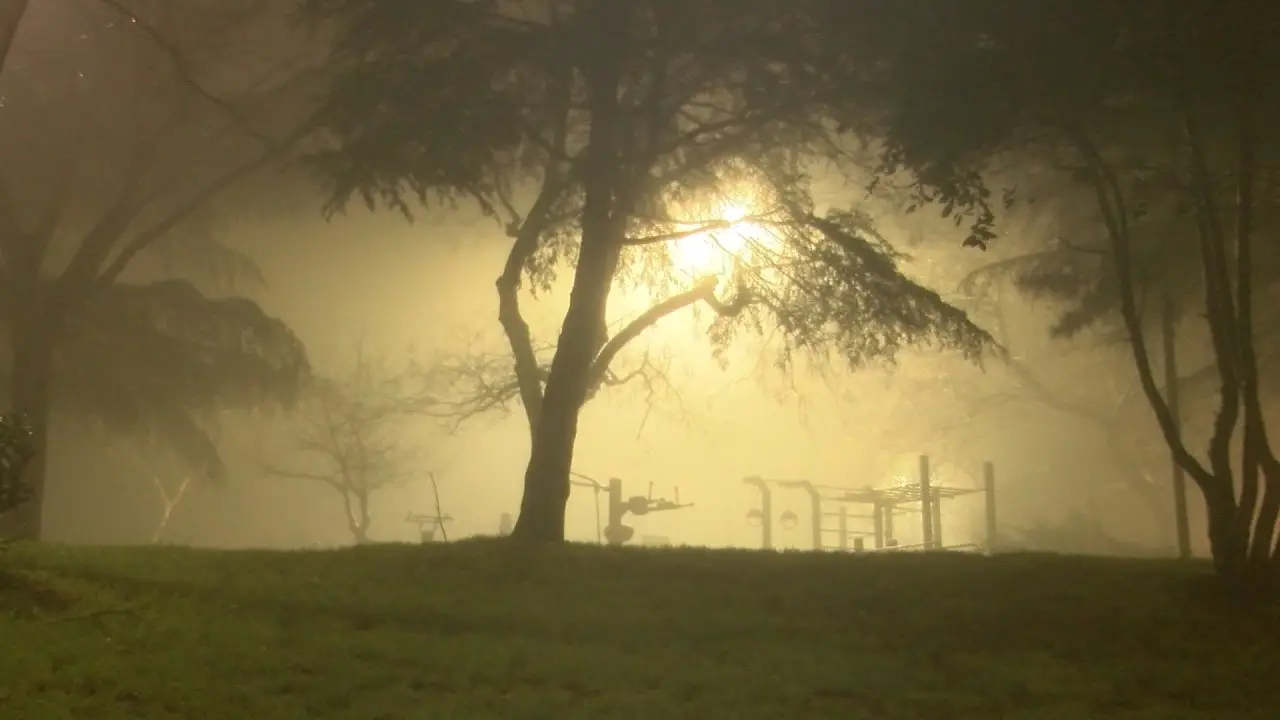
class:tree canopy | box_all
[824,0,1280,582]
[0,0,320,539]
[303,0,993,540]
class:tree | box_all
[0,0,320,539]
[304,0,992,542]
[264,348,439,545]
[834,0,1280,583]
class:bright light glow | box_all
[669,201,764,279]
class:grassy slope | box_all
[2,541,1278,719]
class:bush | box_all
[1,412,36,517]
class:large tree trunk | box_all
[2,302,57,540]
[511,0,628,543]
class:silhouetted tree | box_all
[264,346,439,545]
[303,0,991,542]
[0,0,320,539]
[834,0,1280,583]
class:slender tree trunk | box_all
[1160,291,1192,559]
[511,0,628,543]
[150,476,190,544]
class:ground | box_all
[1,541,1277,719]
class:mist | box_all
[3,0,1211,559]
[30,198,1192,557]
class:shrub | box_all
[0,412,36,517]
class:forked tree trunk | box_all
[511,0,628,543]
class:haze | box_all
[2,0,1213,558]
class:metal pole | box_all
[919,455,934,548]
[983,462,998,552]
[872,500,885,549]
[606,478,624,546]
[743,477,773,550]
[838,505,848,551]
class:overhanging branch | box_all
[586,275,752,391]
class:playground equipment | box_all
[406,511,453,542]
[744,456,999,552]
[571,471,691,546]
[406,471,452,542]
[498,473,690,545]
[602,476,691,545]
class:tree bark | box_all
[1160,290,1192,559]
[511,0,628,543]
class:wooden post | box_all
[743,476,773,550]
[983,462,998,553]
[931,491,943,548]
[838,504,849,551]
[873,500,885,549]
[919,455,934,548]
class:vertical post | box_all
[743,477,773,550]
[983,462,998,553]
[931,491,943,548]
[919,455,934,549]
[838,504,849,551]
[806,484,823,551]
[872,500,885,549]
[605,477,625,546]
[1162,293,1192,560]
[883,503,895,546]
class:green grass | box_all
[2,541,1278,719]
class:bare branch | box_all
[0,0,29,78]
[94,0,275,144]
[96,123,312,287]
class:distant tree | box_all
[832,0,1280,583]
[303,0,991,542]
[0,0,322,539]
[264,347,439,545]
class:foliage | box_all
[3,543,1278,716]
[827,0,1280,581]
[0,412,35,517]
[0,0,322,538]
[0,279,310,480]
[302,0,1002,541]
[303,0,993,397]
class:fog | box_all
[4,0,1219,558]
[34,199,1202,556]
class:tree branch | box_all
[0,0,29,79]
[95,123,311,287]
[586,275,750,391]
[94,0,276,144]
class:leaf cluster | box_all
[0,412,35,516]
[0,280,309,480]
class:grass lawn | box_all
[2,541,1278,719]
